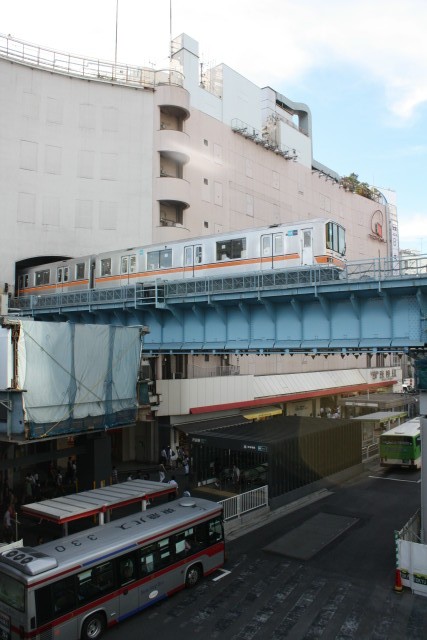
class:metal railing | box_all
[219,485,269,522]
[9,254,427,314]
[0,33,184,89]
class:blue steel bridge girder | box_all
[10,265,427,354]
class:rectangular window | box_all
[129,255,136,273]
[147,251,159,271]
[35,269,50,286]
[159,250,172,268]
[121,256,128,274]
[77,561,114,604]
[195,246,202,264]
[101,258,111,276]
[76,263,85,280]
[24,274,29,287]
[274,233,284,255]
[57,267,62,283]
[18,275,23,290]
[216,238,246,261]
[184,246,193,266]
[0,574,25,612]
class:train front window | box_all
[216,237,246,260]
[195,245,202,264]
[101,258,112,277]
[326,222,346,255]
[76,263,85,280]
[130,255,136,273]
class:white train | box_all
[16,218,346,296]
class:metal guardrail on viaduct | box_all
[8,256,427,355]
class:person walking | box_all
[158,464,166,483]
[168,476,178,501]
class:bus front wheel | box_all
[186,563,202,587]
[81,613,106,640]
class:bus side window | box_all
[36,575,76,624]
[119,555,136,585]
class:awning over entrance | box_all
[21,479,175,531]
[242,406,282,420]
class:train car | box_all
[16,217,346,296]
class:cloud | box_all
[399,213,427,250]
[2,0,427,121]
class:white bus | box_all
[0,497,224,640]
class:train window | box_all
[24,274,29,287]
[121,256,129,274]
[274,233,284,254]
[101,258,112,277]
[184,247,192,266]
[76,263,85,280]
[326,222,346,255]
[35,269,50,286]
[195,245,202,264]
[159,250,172,269]
[216,238,246,261]
[261,236,272,256]
[130,255,136,273]
[147,251,159,270]
[147,250,172,270]
[57,268,62,283]
[338,226,346,255]
[18,276,23,290]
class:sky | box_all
[1,0,427,251]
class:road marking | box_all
[369,475,421,484]
[212,568,231,581]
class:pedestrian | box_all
[112,466,118,484]
[183,456,190,477]
[3,503,15,543]
[56,470,63,495]
[158,464,166,483]
[24,473,33,503]
[170,449,177,469]
[232,464,240,488]
[168,476,178,501]
[160,447,167,466]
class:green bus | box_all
[380,418,421,469]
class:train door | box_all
[57,266,69,292]
[183,244,202,278]
[90,261,95,290]
[301,227,314,265]
[120,254,136,286]
[260,233,284,270]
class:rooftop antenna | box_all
[169,0,173,60]
[114,0,119,70]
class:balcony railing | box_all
[0,33,184,89]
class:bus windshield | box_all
[0,573,25,611]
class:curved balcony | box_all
[155,177,190,209]
[156,129,190,164]
[155,84,190,119]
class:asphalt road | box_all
[105,462,427,640]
